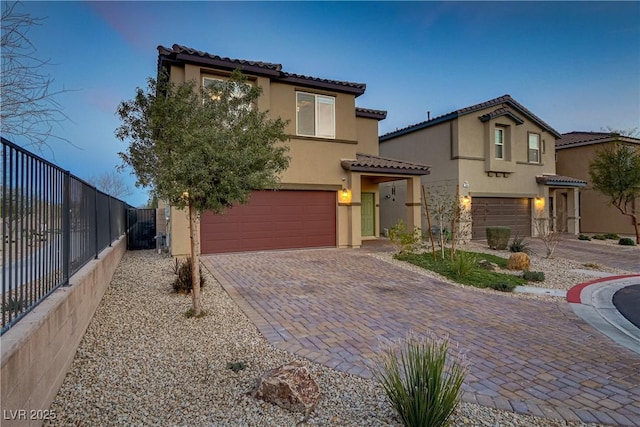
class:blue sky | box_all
[7,1,640,207]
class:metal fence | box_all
[1,137,131,335]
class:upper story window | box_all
[528,133,541,163]
[495,128,504,159]
[203,77,251,106]
[296,92,335,139]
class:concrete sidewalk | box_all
[567,275,640,356]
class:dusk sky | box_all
[7,1,640,207]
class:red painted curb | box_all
[566,274,640,303]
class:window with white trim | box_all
[528,133,541,163]
[296,92,335,138]
[495,128,504,159]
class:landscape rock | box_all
[478,260,500,271]
[507,252,531,271]
[252,362,320,414]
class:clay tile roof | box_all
[158,44,366,96]
[380,94,561,141]
[341,153,430,175]
[556,131,640,148]
[355,107,387,120]
[536,174,587,187]
[479,107,524,125]
[162,44,282,71]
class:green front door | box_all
[361,192,375,236]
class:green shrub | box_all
[508,233,532,254]
[488,282,516,292]
[2,296,25,315]
[619,237,636,246]
[226,361,248,373]
[605,233,620,240]
[451,252,478,278]
[522,271,545,282]
[578,234,591,241]
[396,250,526,289]
[172,257,206,293]
[486,227,511,250]
[592,234,606,240]
[389,219,422,255]
[372,331,467,427]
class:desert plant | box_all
[534,217,561,258]
[389,219,422,255]
[173,257,206,293]
[604,233,620,240]
[226,361,248,372]
[486,227,511,250]
[487,282,516,292]
[619,237,636,246]
[522,271,545,282]
[372,331,467,427]
[508,233,532,254]
[583,262,602,270]
[451,251,477,278]
[592,234,606,240]
[2,296,25,314]
[578,234,591,241]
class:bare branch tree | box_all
[534,214,562,258]
[1,1,72,149]
[86,170,132,199]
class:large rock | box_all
[507,252,530,271]
[252,362,320,414]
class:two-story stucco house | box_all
[556,131,640,236]
[379,95,586,239]
[158,44,430,255]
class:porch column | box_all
[405,177,422,232]
[349,174,362,248]
[567,187,580,235]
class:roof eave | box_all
[379,113,458,142]
[343,165,430,176]
[279,75,366,96]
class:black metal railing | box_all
[1,137,131,335]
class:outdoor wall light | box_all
[339,188,352,204]
[461,195,471,208]
[534,197,545,209]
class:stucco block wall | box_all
[1,237,126,426]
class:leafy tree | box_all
[589,143,640,244]
[1,1,70,149]
[87,170,132,199]
[116,70,290,315]
[600,126,640,138]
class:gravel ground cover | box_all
[48,250,606,426]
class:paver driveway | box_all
[202,248,640,426]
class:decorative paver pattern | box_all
[202,248,640,426]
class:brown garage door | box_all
[471,197,531,240]
[201,190,336,254]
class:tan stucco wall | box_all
[380,108,557,235]
[165,63,385,255]
[1,237,126,426]
[556,143,639,235]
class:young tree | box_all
[116,70,290,316]
[589,143,640,244]
[1,1,70,149]
[87,170,132,199]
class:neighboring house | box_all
[556,131,640,236]
[379,95,586,239]
[158,44,430,255]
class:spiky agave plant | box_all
[372,331,467,427]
